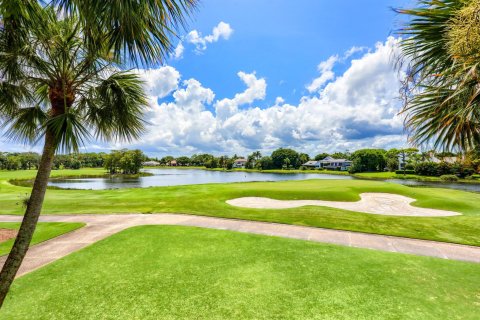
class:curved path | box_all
[227,193,460,217]
[0,213,479,278]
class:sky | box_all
[1,0,415,157]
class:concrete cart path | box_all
[1,213,479,277]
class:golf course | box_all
[1,169,480,245]
[0,168,479,317]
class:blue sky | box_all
[1,0,415,157]
[171,0,410,106]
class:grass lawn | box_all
[1,168,480,245]
[1,226,479,319]
[0,222,84,256]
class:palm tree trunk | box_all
[0,129,56,307]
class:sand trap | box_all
[226,193,460,217]
[0,228,18,243]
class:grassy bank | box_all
[0,222,85,256]
[1,169,480,245]
[2,226,479,319]
[353,171,480,183]
[150,166,480,182]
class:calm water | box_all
[386,179,480,192]
[47,168,354,190]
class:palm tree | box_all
[252,151,262,161]
[397,0,480,151]
[0,0,197,306]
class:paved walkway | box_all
[1,214,479,277]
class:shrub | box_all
[405,164,415,170]
[436,162,452,176]
[440,174,459,182]
[451,163,475,178]
[414,162,439,176]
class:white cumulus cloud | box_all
[125,37,407,156]
[186,21,233,52]
[137,66,181,99]
[172,42,184,60]
[215,71,267,120]
[307,55,338,93]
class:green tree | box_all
[298,153,310,165]
[257,156,274,170]
[397,0,480,150]
[176,156,191,166]
[160,156,175,166]
[331,152,349,160]
[252,151,262,161]
[385,148,400,172]
[314,153,329,161]
[271,148,299,169]
[0,0,196,305]
[349,149,387,173]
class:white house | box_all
[232,158,248,168]
[319,156,352,171]
[142,161,160,166]
[302,160,321,168]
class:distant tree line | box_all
[3,147,480,178]
[1,150,146,174]
[148,146,480,177]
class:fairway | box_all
[1,226,478,319]
[1,169,480,246]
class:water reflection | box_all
[386,179,480,192]
[47,168,353,190]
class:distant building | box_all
[170,160,177,166]
[319,156,352,171]
[430,156,458,164]
[398,153,409,170]
[302,160,321,168]
[142,161,160,167]
[232,158,248,168]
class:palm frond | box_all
[45,110,91,153]
[397,0,480,151]
[83,71,148,142]
[2,105,47,144]
[0,81,32,117]
[53,0,199,66]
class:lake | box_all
[46,168,480,192]
[386,179,480,192]
[47,168,354,190]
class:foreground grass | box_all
[2,169,480,245]
[1,226,479,319]
[0,222,84,256]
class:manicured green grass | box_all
[0,222,84,256]
[1,226,479,319]
[2,169,480,245]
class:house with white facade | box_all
[302,160,321,168]
[320,156,352,171]
[142,161,160,167]
[302,157,352,171]
[232,158,248,168]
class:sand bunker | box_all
[0,228,18,243]
[226,193,460,217]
